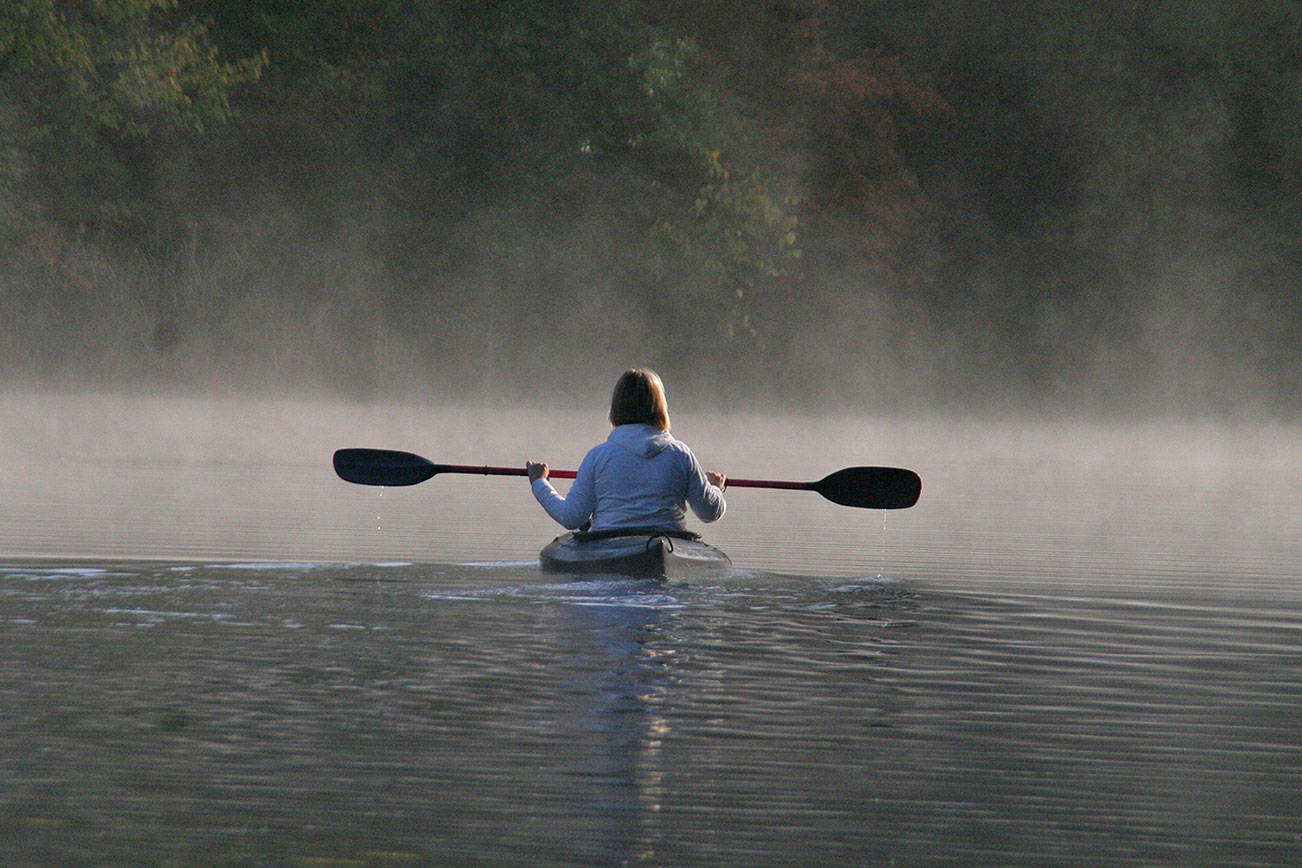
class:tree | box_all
[641,0,949,330]
[0,0,265,239]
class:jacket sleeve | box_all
[531,451,597,529]
[683,448,726,523]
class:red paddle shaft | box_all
[452,465,795,490]
[722,477,808,491]
[445,465,578,480]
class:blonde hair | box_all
[608,368,671,431]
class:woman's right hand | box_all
[706,470,727,489]
[526,461,549,482]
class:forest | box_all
[1,0,1298,413]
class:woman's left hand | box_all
[527,461,549,482]
[706,471,726,489]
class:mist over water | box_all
[1,390,1295,591]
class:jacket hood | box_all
[607,423,674,458]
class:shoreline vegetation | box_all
[2,2,1297,415]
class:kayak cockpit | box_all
[539,528,731,578]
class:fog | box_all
[7,194,1290,418]
[2,389,1296,586]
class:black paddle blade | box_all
[333,448,440,486]
[813,466,921,509]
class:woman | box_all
[527,369,726,532]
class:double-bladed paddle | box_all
[333,448,921,510]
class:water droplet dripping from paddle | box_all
[877,511,888,580]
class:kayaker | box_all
[526,368,727,532]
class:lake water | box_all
[1,392,1299,864]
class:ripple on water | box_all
[0,559,1298,864]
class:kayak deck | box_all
[539,529,731,578]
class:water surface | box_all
[0,393,1298,864]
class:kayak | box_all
[539,529,732,578]
[540,530,731,578]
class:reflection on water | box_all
[1,562,1299,864]
[0,393,1299,863]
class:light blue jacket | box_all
[531,423,726,531]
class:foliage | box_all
[0,0,265,235]
[654,150,800,335]
[642,0,947,329]
[0,0,1297,408]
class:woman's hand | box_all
[526,461,549,482]
[706,471,726,489]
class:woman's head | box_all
[609,368,671,431]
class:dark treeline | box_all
[2,0,1298,413]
